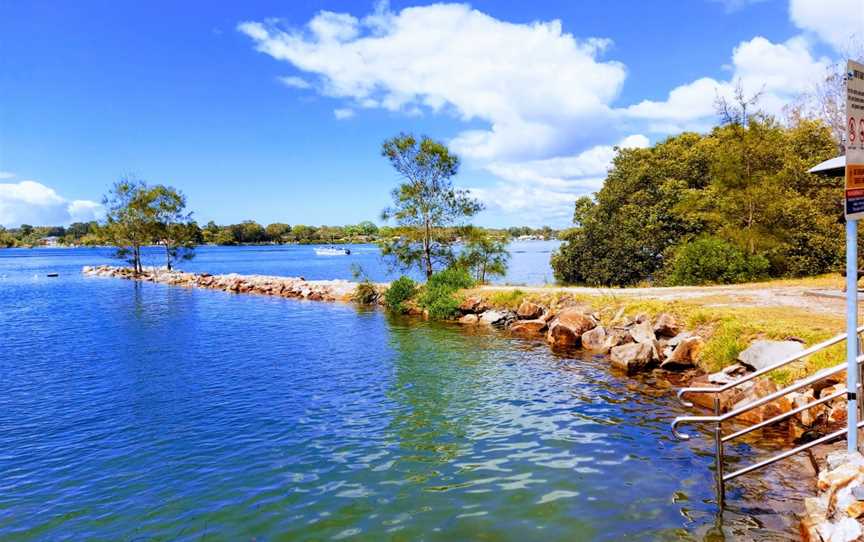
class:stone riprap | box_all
[82,265,360,302]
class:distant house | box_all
[40,236,60,247]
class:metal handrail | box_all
[676,325,864,407]
[671,326,864,507]
[671,356,863,440]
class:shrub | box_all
[418,267,476,320]
[353,280,379,304]
[384,276,417,313]
[662,237,770,286]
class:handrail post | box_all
[847,218,859,453]
[713,396,725,507]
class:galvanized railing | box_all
[671,325,864,506]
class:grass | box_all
[464,282,851,386]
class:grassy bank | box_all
[467,275,852,386]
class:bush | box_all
[384,276,417,313]
[418,268,476,320]
[662,237,770,285]
[353,280,379,304]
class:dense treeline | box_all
[551,115,841,286]
[1,219,556,248]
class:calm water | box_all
[0,248,809,540]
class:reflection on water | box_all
[0,249,809,540]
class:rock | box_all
[666,331,693,347]
[660,336,704,370]
[610,342,654,375]
[516,301,544,320]
[479,310,514,327]
[546,308,597,348]
[846,500,864,518]
[653,313,680,337]
[791,389,826,427]
[629,320,656,345]
[818,517,862,542]
[581,326,610,352]
[730,378,793,424]
[509,319,547,335]
[852,484,864,501]
[707,363,749,385]
[738,340,806,371]
[459,295,488,314]
[458,314,479,325]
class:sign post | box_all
[845,59,864,453]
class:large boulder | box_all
[660,336,704,370]
[516,300,544,320]
[653,313,680,337]
[581,326,609,352]
[610,342,654,374]
[479,310,515,327]
[629,320,656,345]
[546,308,597,348]
[738,340,805,371]
[510,319,547,335]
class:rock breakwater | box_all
[82,265,360,301]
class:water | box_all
[0,241,559,285]
[0,248,809,540]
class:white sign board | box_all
[845,59,864,218]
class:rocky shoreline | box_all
[84,264,859,539]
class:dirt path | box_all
[481,280,862,315]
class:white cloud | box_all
[623,35,831,131]
[0,180,102,227]
[0,171,14,180]
[333,107,355,120]
[468,135,650,220]
[277,75,311,89]
[790,0,863,53]
[238,3,626,162]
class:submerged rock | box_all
[458,314,479,325]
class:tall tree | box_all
[102,178,159,274]
[380,133,482,279]
[150,185,197,271]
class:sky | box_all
[0,0,861,229]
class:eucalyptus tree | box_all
[102,178,160,274]
[150,185,197,270]
[380,133,483,279]
[457,227,510,284]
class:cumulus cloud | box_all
[624,36,831,132]
[0,180,102,228]
[467,135,650,221]
[238,3,626,162]
[0,171,14,180]
[790,0,863,53]
[237,2,846,224]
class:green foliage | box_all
[417,267,476,320]
[456,228,510,283]
[552,116,840,286]
[353,281,379,304]
[384,275,418,313]
[661,236,770,285]
[380,133,483,279]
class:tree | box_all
[380,133,482,279]
[102,178,159,274]
[265,223,291,243]
[456,228,510,283]
[150,185,197,271]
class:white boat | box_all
[314,246,351,256]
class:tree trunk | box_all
[165,244,172,271]
[423,217,433,280]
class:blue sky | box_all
[0,0,859,228]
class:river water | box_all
[0,246,810,540]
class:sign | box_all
[846,59,864,219]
